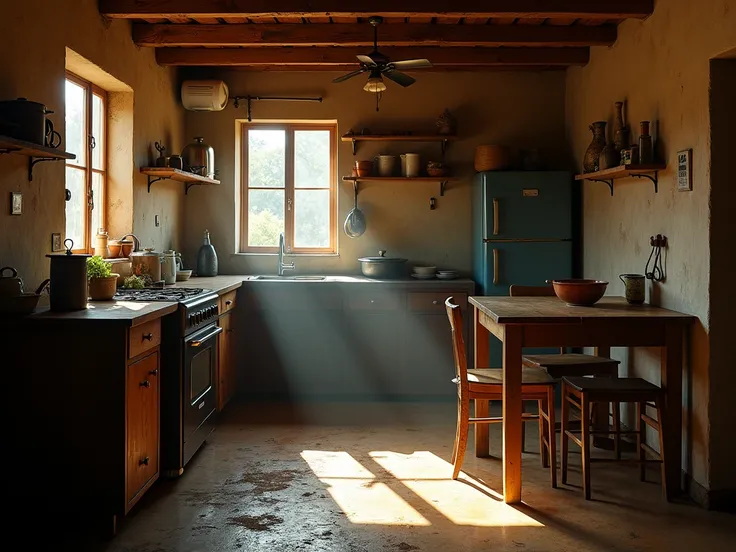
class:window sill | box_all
[232,252,340,258]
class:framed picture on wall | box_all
[677,149,692,191]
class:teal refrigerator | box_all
[472,171,573,366]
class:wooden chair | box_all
[561,376,666,500]
[509,285,623,457]
[445,297,557,487]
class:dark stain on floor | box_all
[238,467,304,494]
[227,513,284,531]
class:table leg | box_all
[503,325,523,504]
[593,346,613,449]
[474,307,490,457]
[662,323,683,499]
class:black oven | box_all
[182,323,221,466]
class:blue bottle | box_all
[196,229,218,277]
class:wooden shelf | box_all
[0,135,76,181]
[139,167,220,194]
[342,175,460,196]
[575,164,666,195]
[341,133,457,155]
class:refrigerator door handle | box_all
[493,248,499,285]
[492,198,499,235]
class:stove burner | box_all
[113,288,205,302]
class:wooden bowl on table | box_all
[548,279,608,306]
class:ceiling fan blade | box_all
[391,59,433,70]
[383,70,416,88]
[332,68,368,83]
[357,54,378,66]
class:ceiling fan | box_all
[332,16,432,108]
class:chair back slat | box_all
[445,297,469,399]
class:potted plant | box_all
[87,256,119,300]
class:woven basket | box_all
[474,145,512,172]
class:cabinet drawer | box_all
[347,292,403,311]
[408,292,467,314]
[128,318,161,360]
[219,290,237,315]
[246,288,342,311]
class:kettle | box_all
[0,266,24,297]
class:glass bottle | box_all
[638,121,653,164]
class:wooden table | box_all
[468,296,694,504]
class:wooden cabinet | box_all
[217,310,237,410]
[126,350,160,507]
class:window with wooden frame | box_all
[240,122,337,254]
[65,72,107,253]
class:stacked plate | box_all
[437,270,459,280]
[411,266,436,280]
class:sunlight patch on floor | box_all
[301,450,430,525]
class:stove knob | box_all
[210,306,217,318]
[188,314,195,326]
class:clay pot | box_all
[599,143,620,171]
[89,275,119,301]
[474,145,511,172]
[583,121,607,173]
[354,160,373,177]
[548,279,608,307]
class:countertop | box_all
[12,275,475,325]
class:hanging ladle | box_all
[343,186,366,238]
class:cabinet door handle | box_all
[370,299,375,304]
[492,198,500,235]
[226,329,235,333]
[142,333,153,341]
[225,300,232,306]
[140,380,151,388]
[140,456,150,466]
[149,369,159,376]
[493,248,500,285]
[432,300,439,305]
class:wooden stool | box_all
[560,376,667,500]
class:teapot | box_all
[0,267,24,297]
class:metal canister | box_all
[46,239,90,311]
[182,137,215,178]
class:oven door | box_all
[183,324,222,448]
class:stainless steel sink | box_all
[253,275,326,281]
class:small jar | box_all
[94,229,109,258]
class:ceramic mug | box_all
[619,273,645,304]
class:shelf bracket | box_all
[185,182,201,195]
[441,139,449,157]
[631,172,659,193]
[590,178,614,196]
[440,181,448,196]
[28,157,63,182]
[350,139,357,156]
[146,175,165,193]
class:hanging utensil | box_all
[343,187,366,238]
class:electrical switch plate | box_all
[155,214,160,227]
[51,233,62,252]
[10,192,22,215]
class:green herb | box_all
[86,256,113,279]
[123,275,146,289]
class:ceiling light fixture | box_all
[363,70,386,111]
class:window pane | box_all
[91,94,104,170]
[248,189,284,247]
[294,190,330,248]
[90,172,104,246]
[295,130,330,189]
[65,79,86,166]
[65,167,86,249]
[248,130,285,188]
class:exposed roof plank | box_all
[156,46,589,66]
[100,1,655,20]
[228,65,565,72]
[133,23,616,47]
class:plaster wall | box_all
[0,0,185,290]
[182,70,568,275]
[565,0,736,494]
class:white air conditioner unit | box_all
[181,80,229,111]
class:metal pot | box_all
[358,250,408,279]
[182,136,215,178]
[0,266,24,297]
[130,248,163,283]
[0,97,53,144]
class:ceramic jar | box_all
[583,121,607,173]
[619,273,645,304]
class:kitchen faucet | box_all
[278,232,295,276]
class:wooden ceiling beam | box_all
[133,23,616,48]
[156,47,590,67]
[226,65,566,72]
[101,1,654,20]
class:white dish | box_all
[176,269,193,281]
[412,265,437,275]
[437,270,458,275]
[411,273,436,280]
[436,273,458,280]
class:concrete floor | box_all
[75,401,735,552]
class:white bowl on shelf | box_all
[412,266,437,276]
[411,273,436,280]
[436,273,458,280]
